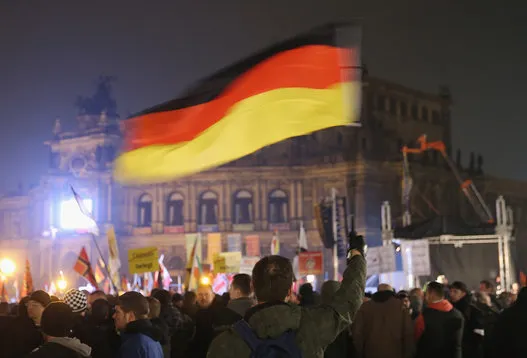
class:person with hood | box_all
[352,284,414,358]
[320,281,350,358]
[449,281,485,358]
[28,302,92,358]
[113,291,163,358]
[414,281,464,358]
[207,246,366,358]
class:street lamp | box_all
[0,258,16,276]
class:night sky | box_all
[1,0,526,192]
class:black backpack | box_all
[233,320,303,358]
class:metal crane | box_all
[401,135,494,225]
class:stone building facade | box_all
[1,76,526,289]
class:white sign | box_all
[239,257,260,275]
[366,246,396,275]
[401,239,431,276]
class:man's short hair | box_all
[480,280,493,291]
[450,281,468,294]
[118,292,149,319]
[231,274,252,296]
[426,281,445,298]
[252,255,293,302]
[146,297,161,319]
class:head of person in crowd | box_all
[18,296,31,318]
[252,255,294,303]
[229,273,252,300]
[196,284,215,308]
[146,297,161,319]
[396,290,411,310]
[41,302,75,338]
[150,288,161,298]
[182,291,198,316]
[88,290,107,308]
[425,281,445,304]
[377,283,393,292]
[50,295,60,302]
[449,281,469,303]
[172,293,183,309]
[152,289,172,308]
[474,291,491,307]
[40,302,92,357]
[90,298,111,324]
[114,291,150,331]
[498,291,515,309]
[479,280,494,294]
[320,280,340,305]
[63,288,88,316]
[409,287,424,300]
[298,283,316,307]
[27,290,51,325]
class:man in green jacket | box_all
[207,249,366,358]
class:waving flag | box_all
[106,225,121,290]
[115,23,361,184]
[71,186,99,235]
[74,247,99,289]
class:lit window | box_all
[268,190,288,224]
[137,194,153,227]
[232,190,253,224]
[198,191,218,225]
[166,192,184,226]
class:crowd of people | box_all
[0,250,525,358]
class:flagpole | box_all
[331,188,339,281]
[90,233,118,293]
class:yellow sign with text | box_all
[128,247,159,274]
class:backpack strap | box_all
[233,320,262,352]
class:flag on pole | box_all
[21,259,33,297]
[94,260,105,285]
[185,236,203,292]
[74,247,99,289]
[298,221,309,252]
[114,23,362,185]
[0,281,7,302]
[106,225,121,291]
[158,255,172,290]
[271,230,280,255]
[70,186,99,235]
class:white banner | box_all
[239,257,260,275]
[401,239,431,276]
[366,246,396,275]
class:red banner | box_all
[245,235,261,257]
[298,251,323,276]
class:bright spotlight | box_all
[306,275,316,284]
[0,259,16,276]
[57,279,67,291]
[200,276,211,285]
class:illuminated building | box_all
[0,76,526,288]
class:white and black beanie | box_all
[63,288,88,313]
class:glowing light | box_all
[200,276,211,285]
[306,275,316,283]
[57,279,67,291]
[59,198,96,230]
[396,246,401,252]
[0,258,16,276]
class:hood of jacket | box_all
[48,337,91,357]
[244,302,301,339]
[123,319,163,342]
[371,290,396,303]
[426,299,453,312]
[227,297,255,317]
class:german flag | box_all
[115,23,361,184]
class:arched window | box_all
[268,189,289,224]
[137,194,153,227]
[166,192,184,226]
[232,190,253,224]
[198,191,218,225]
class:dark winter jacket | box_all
[453,295,485,358]
[212,297,255,335]
[150,318,170,358]
[207,254,366,358]
[486,287,527,358]
[352,290,414,358]
[118,319,163,358]
[28,337,91,358]
[10,317,44,358]
[414,299,464,358]
[80,319,120,358]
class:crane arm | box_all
[402,135,494,224]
